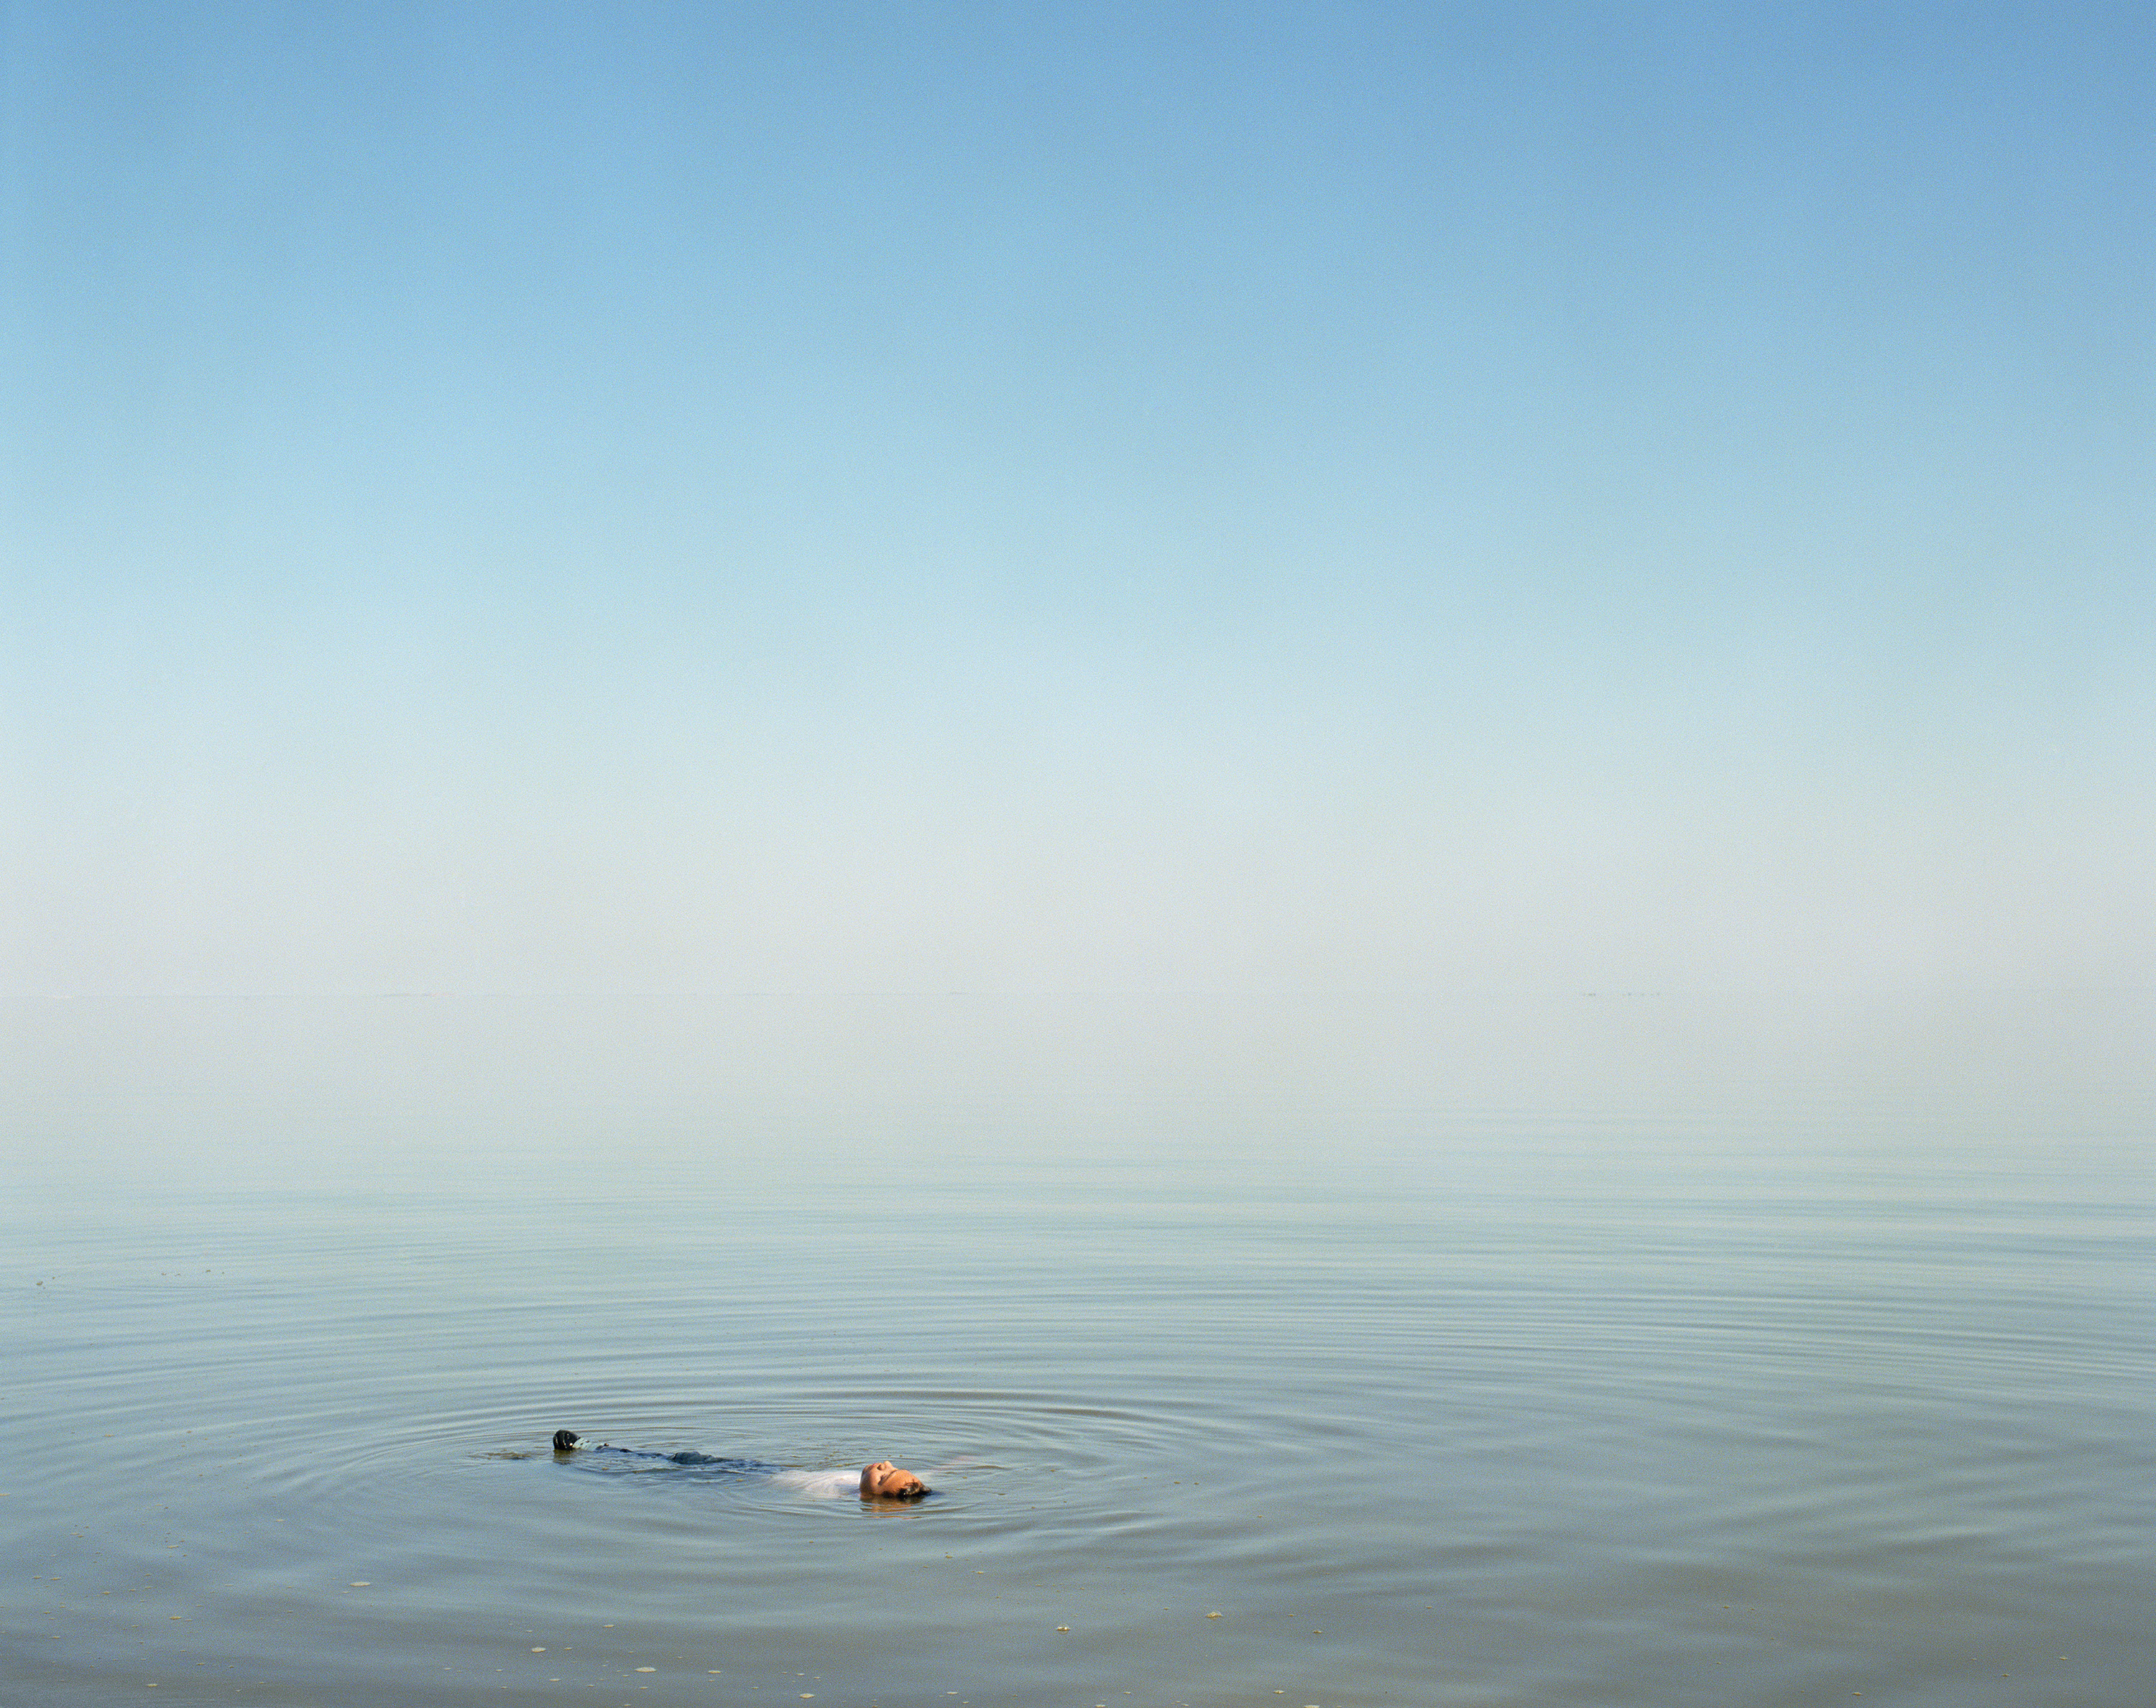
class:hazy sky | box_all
[4,2,2149,996]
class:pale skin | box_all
[860,1460,929,1499]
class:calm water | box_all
[3,995,2150,1707]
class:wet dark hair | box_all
[553,1429,580,1451]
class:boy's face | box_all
[860,1460,928,1498]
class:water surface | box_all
[4,994,2149,1706]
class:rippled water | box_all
[4,995,2150,1706]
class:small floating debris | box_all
[1207,1611,1222,1619]
[636,1666,656,1672]
[349,1582,370,1588]
[1056,1626,1069,1633]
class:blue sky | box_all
[4,1,2149,994]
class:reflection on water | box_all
[2,995,2150,1707]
